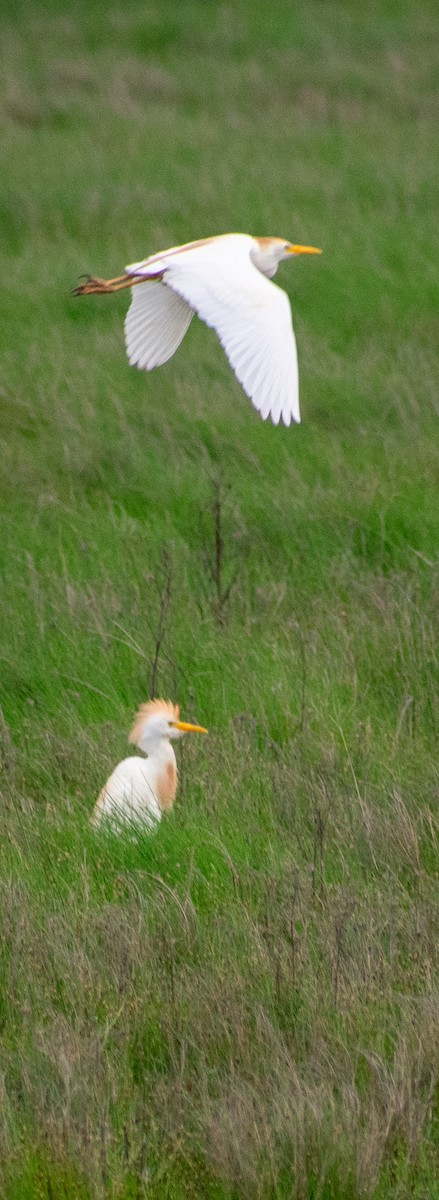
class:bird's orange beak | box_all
[288,245,322,254]
[172,720,208,734]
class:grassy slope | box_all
[1,1,439,1196]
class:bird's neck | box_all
[145,737,175,763]
[250,238,281,278]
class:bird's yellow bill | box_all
[289,245,322,255]
[172,720,208,734]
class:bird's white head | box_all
[129,699,208,754]
[252,236,322,278]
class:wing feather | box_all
[124,280,193,370]
[157,237,300,425]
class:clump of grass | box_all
[0,722,438,1197]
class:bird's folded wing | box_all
[125,279,194,370]
[162,243,300,426]
[91,758,161,828]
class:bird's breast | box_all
[155,760,177,811]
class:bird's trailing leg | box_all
[73,273,143,296]
[72,271,164,296]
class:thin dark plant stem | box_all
[203,478,237,623]
[150,549,173,697]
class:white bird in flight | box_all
[74,233,322,426]
[91,699,208,832]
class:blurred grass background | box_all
[1,0,439,1196]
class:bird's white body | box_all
[125,234,316,427]
[91,699,207,833]
[91,747,175,831]
[76,233,321,427]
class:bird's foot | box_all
[72,274,132,296]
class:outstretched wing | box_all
[124,279,193,370]
[159,236,300,426]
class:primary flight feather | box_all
[74,233,322,426]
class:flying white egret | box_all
[74,233,322,426]
[91,699,208,832]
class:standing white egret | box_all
[74,233,322,426]
[91,699,207,832]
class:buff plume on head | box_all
[129,699,180,748]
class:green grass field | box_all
[1,1,439,1195]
